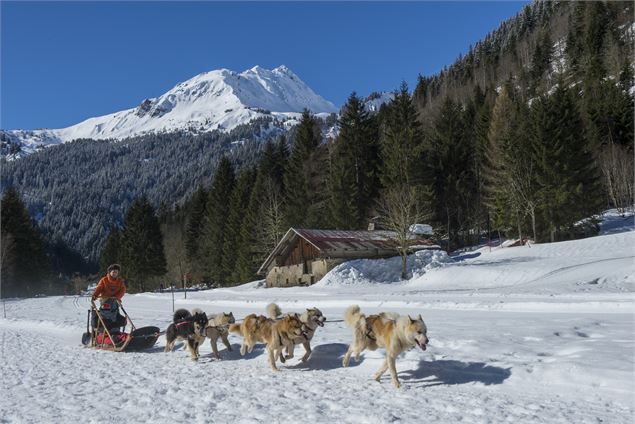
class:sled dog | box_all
[205,312,235,359]
[342,305,428,388]
[267,303,326,362]
[229,313,269,356]
[164,308,208,361]
[229,309,305,371]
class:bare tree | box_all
[600,143,634,213]
[377,185,429,280]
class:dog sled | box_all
[82,299,160,352]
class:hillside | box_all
[413,1,634,117]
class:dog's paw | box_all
[392,380,401,389]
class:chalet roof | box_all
[294,229,407,251]
[257,228,437,275]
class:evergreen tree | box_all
[380,82,425,189]
[329,92,380,229]
[428,97,472,249]
[220,168,256,284]
[184,186,208,273]
[283,109,325,227]
[529,30,554,94]
[472,87,492,242]
[120,196,167,292]
[531,83,603,242]
[260,136,288,193]
[201,157,235,285]
[483,84,539,241]
[0,187,50,297]
[233,171,266,283]
[99,226,121,275]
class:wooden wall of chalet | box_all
[281,238,320,267]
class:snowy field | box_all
[1,213,634,423]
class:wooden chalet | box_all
[258,228,437,288]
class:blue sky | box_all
[1,1,528,130]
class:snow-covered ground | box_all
[1,215,634,423]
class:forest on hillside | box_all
[1,0,633,295]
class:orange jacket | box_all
[92,275,126,301]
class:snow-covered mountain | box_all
[0,65,337,157]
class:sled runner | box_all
[82,299,160,352]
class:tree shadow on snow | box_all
[455,256,537,267]
[451,252,482,261]
[398,359,511,387]
[286,343,362,371]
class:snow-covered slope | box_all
[1,222,633,423]
[1,65,337,157]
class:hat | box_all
[107,264,121,272]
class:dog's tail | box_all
[228,323,241,334]
[266,303,282,319]
[344,305,364,328]
[173,308,191,323]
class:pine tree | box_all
[220,168,256,284]
[531,83,603,242]
[483,86,516,236]
[529,30,554,94]
[472,87,492,242]
[200,157,235,285]
[0,187,50,297]
[283,109,323,227]
[260,136,288,193]
[329,92,380,229]
[380,82,425,189]
[428,97,472,249]
[99,226,121,275]
[185,187,207,263]
[233,171,266,283]
[120,196,167,292]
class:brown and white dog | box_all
[229,309,305,371]
[267,303,326,362]
[204,312,235,359]
[342,305,428,388]
[164,308,208,361]
[228,313,268,356]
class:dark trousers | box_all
[92,311,127,332]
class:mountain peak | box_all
[2,65,337,157]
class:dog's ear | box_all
[408,315,415,323]
[417,314,423,321]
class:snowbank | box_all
[317,249,453,287]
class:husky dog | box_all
[164,308,208,361]
[342,305,429,388]
[204,312,235,359]
[258,313,305,371]
[229,311,305,371]
[229,313,269,356]
[267,303,326,362]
